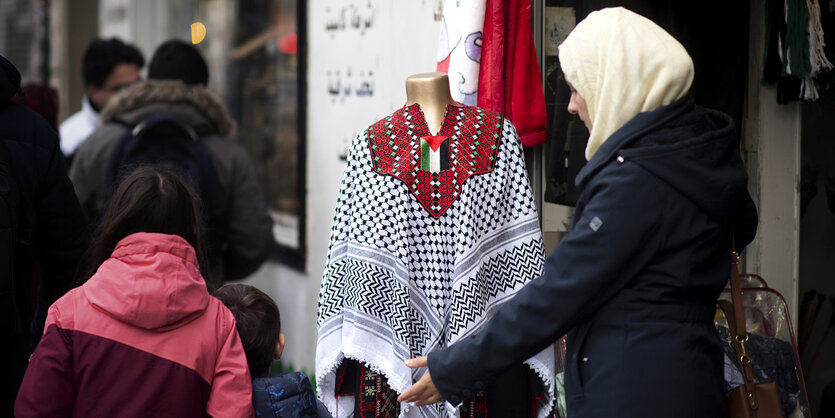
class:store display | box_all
[316,74,555,418]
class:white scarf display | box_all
[317,104,555,417]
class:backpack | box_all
[100,116,228,278]
[0,136,35,336]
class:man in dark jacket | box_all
[70,40,274,285]
[0,55,91,416]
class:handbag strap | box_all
[720,234,762,412]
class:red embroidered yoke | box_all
[367,103,502,218]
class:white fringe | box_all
[799,0,833,100]
[802,75,820,100]
[783,0,791,75]
[807,0,833,76]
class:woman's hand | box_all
[397,357,444,405]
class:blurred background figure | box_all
[59,37,144,163]
[70,39,273,287]
[0,54,90,418]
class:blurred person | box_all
[0,55,90,417]
[399,7,759,417]
[214,283,332,417]
[70,39,273,286]
[15,166,254,418]
[59,37,144,162]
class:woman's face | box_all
[566,83,592,132]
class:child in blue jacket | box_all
[214,284,331,417]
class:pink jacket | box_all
[15,232,254,418]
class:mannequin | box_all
[316,71,555,418]
[404,72,459,135]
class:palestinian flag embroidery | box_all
[318,103,557,418]
[366,103,502,218]
[419,135,450,173]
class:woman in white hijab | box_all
[399,7,758,418]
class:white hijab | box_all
[558,7,694,160]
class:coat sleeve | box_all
[15,314,76,417]
[427,170,665,405]
[29,118,90,343]
[67,131,96,217]
[221,148,274,281]
[206,316,254,418]
[68,125,120,222]
[734,191,758,251]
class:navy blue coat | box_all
[428,96,758,418]
[252,372,331,418]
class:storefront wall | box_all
[742,0,802,321]
[67,0,804,377]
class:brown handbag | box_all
[719,241,784,418]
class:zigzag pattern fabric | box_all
[317,104,555,418]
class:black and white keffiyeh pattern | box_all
[316,106,555,418]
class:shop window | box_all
[224,0,306,269]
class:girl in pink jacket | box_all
[15,166,254,417]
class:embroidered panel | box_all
[317,108,556,417]
[367,103,502,218]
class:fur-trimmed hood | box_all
[100,80,236,138]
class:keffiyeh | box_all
[316,103,555,417]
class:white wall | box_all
[245,0,442,374]
[743,0,802,320]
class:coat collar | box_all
[100,79,236,138]
[575,94,694,189]
[81,95,100,126]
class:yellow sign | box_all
[191,22,207,44]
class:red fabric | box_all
[368,104,502,218]
[10,83,59,131]
[437,54,451,73]
[421,135,450,151]
[478,0,547,147]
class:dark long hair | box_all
[79,166,211,284]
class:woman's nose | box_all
[567,102,577,114]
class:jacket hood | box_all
[100,79,236,137]
[578,96,752,226]
[0,54,21,101]
[84,232,209,330]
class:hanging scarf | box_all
[766,0,833,101]
[477,0,548,147]
[436,0,487,106]
[316,103,555,417]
